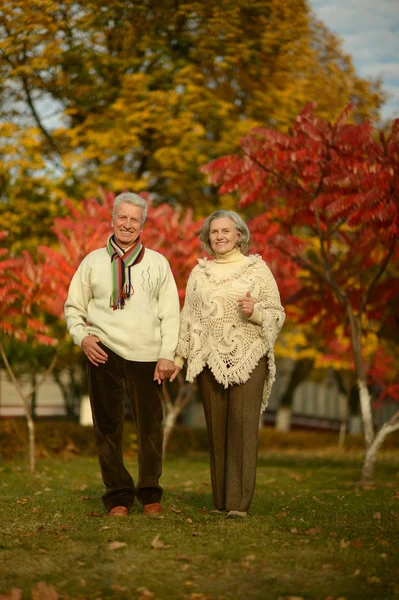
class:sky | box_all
[309,0,399,122]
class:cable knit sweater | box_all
[64,247,180,362]
[175,249,285,411]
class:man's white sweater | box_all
[64,247,180,362]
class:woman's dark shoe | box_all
[227,510,248,519]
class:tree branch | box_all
[360,241,396,314]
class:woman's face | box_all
[209,217,240,256]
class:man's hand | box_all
[238,290,254,318]
[154,359,176,384]
[81,335,108,366]
[169,365,182,383]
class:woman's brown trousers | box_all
[197,357,267,513]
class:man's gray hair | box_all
[200,210,251,256]
[112,192,148,223]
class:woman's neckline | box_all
[214,248,246,264]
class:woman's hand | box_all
[169,365,182,382]
[238,291,254,318]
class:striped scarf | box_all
[106,234,145,310]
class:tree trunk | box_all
[346,308,374,449]
[162,375,195,455]
[361,408,399,482]
[275,358,314,432]
[0,343,57,472]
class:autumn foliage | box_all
[202,103,399,479]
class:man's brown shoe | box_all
[108,505,128,517]
[143,502,163,515]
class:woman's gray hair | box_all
[112,192,148,223]
[200,210,251,256]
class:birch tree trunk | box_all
[346,308,375,450]
[162,374,196,455]
[0,343,57,472]
[362,408,399,481]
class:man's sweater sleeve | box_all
[157,260,181,361]
[64,264,93,347]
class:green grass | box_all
[1,451,398,600]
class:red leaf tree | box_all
[202,103,399,482]
[0,232,58,471]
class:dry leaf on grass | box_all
[111,585,127,592]
[304,527,320,536]
[137,587,155,599]
[0,589,22,600]
[176,553,192,561]
[151,534,170,550]
[31,581,60,600]
[373,512,381,520]
[108,541,127,551]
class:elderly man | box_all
[65,192,180,517]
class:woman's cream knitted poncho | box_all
[176,255,285,411]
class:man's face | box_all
[112,202,144,249]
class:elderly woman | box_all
[171,210,285,518]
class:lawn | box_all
[0,450,398,600]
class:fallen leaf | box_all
[176,554,192,562]
[99,526,110,531]
[286,597,304,600]
[184,480,194,487]
[33,508,39,513]
[352,569,361,577]
[16,499,27,505]
[137,587,155,599]
[79,496,92,501]
[108,541,127,551]
[168,507,181,513]
[373,512,381,520]
[340,539,350,549]
[244,554,256,561]
[186,518,193,524]
[85,511,104,517]
[380,553,388,560]
[31,581,59,600]
[304,528,320,536]
[312,496,324,504]
[58,524,69,532]
[192,531,204,537]
[367,576,381,584]
[188,594,212,600]
[0,589,22,600]
[289,473,303,481]
[290,528,298,534]
[151,534,170,550]
[111,585,127,592]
